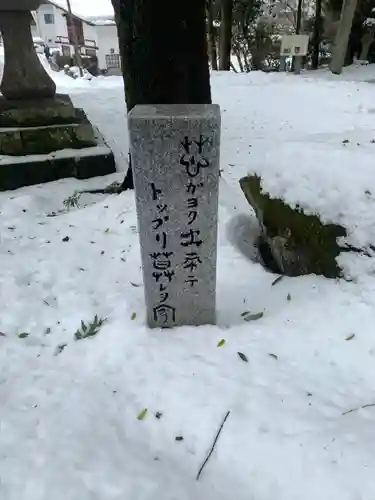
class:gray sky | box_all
[54,0,114,17]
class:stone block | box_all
[0,94,80,127]
[0,129,23,155]
[0,128,116,191]
[0,122,98,156]
[128,104,221,329]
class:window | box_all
[44,13,55,24]
[105,53,120,69]
[62,45,71,57]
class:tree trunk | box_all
[235,49,244,71]
[111,0,212,190]
[219,0,233,70]
[329,0,358,74]
[312,0,322,69]
[360,29,374,60]
[206,0,218,70]
[296,0,303,33]
[291,0,303,71]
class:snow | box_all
[2,66,375,500]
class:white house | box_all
[30,0,120,74]
[92,20,122,75]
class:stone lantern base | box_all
[0,95,116,191]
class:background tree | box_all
[312,0,323,68]
[329,0,359,73]
[219,0,234,69]
[207,0,219,69]
[231,0,263,70]
[111,0,212,191]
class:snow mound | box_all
[250,141,375,277]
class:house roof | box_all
[39,0,96,25]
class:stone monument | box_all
[128,104,221,328]
[0,0,116,191]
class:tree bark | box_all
[206,0,218,70]
[360,29,374,60]
[329,0,358,74]
[312,0,322,69]
[291,0,303,72]
[112,0,212,190]
[219,0,233,70]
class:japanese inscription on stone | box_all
[128,105,221,328]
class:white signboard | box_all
[280,34,309,56]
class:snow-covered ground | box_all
[2,66,375,500]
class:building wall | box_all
[30,4,121,72]
[32,3,99,50]
[95,24,121,72]
[33,3,68,46]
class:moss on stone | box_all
[0,130,23,155]
[239,175,347,278]
[0,123,97,156]
[0,105,79,128]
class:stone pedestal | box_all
[128,104,221,328]
[0,3,117,190]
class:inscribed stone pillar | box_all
[0,5,56,99]
[128,104,221,328]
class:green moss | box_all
[0,131,23,155]
[0,123,97,156]
[239,175,347,278]
[0,104,79,128]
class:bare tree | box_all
[329,0,358,74]
[207,0,219,69]
[219,0,234,69]
[312,0,322,68]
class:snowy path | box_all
[1,70,375,500]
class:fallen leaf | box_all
[287,293,291,301]
[241,311,250,317]
[175,436,184,441]
[217,339,226,347]
[269,353,278,360]
[62,236,70,242]
[155,412,163,419]
[44,327,51,335]
[104,228,110,233]
[137,408,148,420]
[130,282,141,287]
[244,312,264,322]
[18,332,29,339]
[55,343,67,355]
[272,276,284,286]
[345,333,355,341]
[131,312,137,320]
[238,352,248,362]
